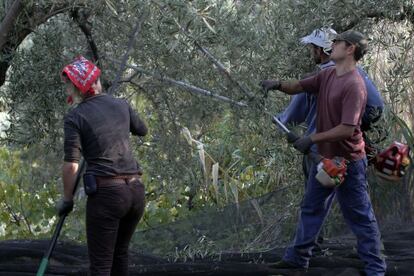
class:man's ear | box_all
[347,44,356,56]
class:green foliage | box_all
[0,146,59,239]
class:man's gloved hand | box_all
[260,80,281,92]
[293,136,314,154]
[56,199,74,217]
[287,132,299,143]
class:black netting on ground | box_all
[131,183,350,257]
[132,169,414,257]
[132,187,297,256]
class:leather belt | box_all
[96,175,141,186]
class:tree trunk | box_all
[0,1,84,87]
[0,0,23,50]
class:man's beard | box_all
[313,55,321,64]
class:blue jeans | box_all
[284,158,386,276]
[302,153,335,245]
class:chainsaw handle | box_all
[270,114,299,144]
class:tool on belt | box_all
[272,115,348,187]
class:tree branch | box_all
[171,16,255,100]
[193,40,255,100]
[0,0,23,50]
[106,57,247,108]
[18,179,32,235]
[71,8,99,63]
[334,4,414,32]
[108,12,146,95]
[0,1,83,87]
[0,0,23,87]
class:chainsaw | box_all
[315,157,347,188]
[372,141,410,181]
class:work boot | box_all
[317,235,324,245]
[313,236,324,255]
[268,259,303,269]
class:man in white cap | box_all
[260,27,385,254]
[261,29,387,276]
[262,27,383,182]
[263,28,338,181]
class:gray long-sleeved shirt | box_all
[63,93,147,176]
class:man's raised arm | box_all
[260,79,304,95]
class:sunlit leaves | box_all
[0,146,61,239]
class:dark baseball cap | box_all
[333,30,368,54]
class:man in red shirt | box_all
[266,30,386,275]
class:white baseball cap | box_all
[300,27,337,54]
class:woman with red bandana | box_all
[57,56,148,275]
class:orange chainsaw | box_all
[315,157,347,188]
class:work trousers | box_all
[284,158,386,276]
[302,153,316,183]
[86,177,145,276]
[302,153,334,246]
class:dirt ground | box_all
[0,224,412,275]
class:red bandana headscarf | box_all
[61,56,101,104]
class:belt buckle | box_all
[129,176,141,183]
